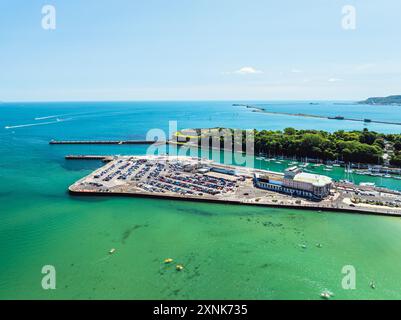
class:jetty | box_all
[50,139,166,145]
[65,155,114,161]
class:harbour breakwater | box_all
[65,155,114,161]
[238,104,401,126]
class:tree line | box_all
[252,128,385,164]
[386,134,401,166]
[187,127,401,165]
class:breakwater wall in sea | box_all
[243,105,401,126]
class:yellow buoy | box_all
[176,264,184,271]
[164,258,173,264]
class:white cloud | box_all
[226,66,264,75]
[328,78,343,82]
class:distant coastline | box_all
[358,95,401,106]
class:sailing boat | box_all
[340,163,354,184]
[345,166,354,174]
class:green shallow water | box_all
[2,195,401,299]
[1,101,401,299]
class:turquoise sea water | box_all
[1,101,401,300]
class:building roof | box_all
[293,172,332,187]
[268,179,283,186]
[205,171,238,182]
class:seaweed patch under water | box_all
[69,195,111,203]
[121,224,148,244]
[175,206,215,216]
[262,221,284,228]
[0,191,13,198]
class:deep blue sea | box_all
[1,101,401,139]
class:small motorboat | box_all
[320,290,333,299]
[109,248,116,254]
[370,281,376,289]
[164,258,173,264]
[176,264,184,271]
[360,182,376,187]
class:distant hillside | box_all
[358,95,401,105]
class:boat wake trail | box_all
[5,118,72,129]
[34,114,69,120]
[34,111,95,120]
[94,255,112,264]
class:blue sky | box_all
[0,0,400,101]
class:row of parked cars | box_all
[158,176,219,195]
[116,159,147,180]
[172,174,236,192]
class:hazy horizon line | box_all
[0,98,359,104]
